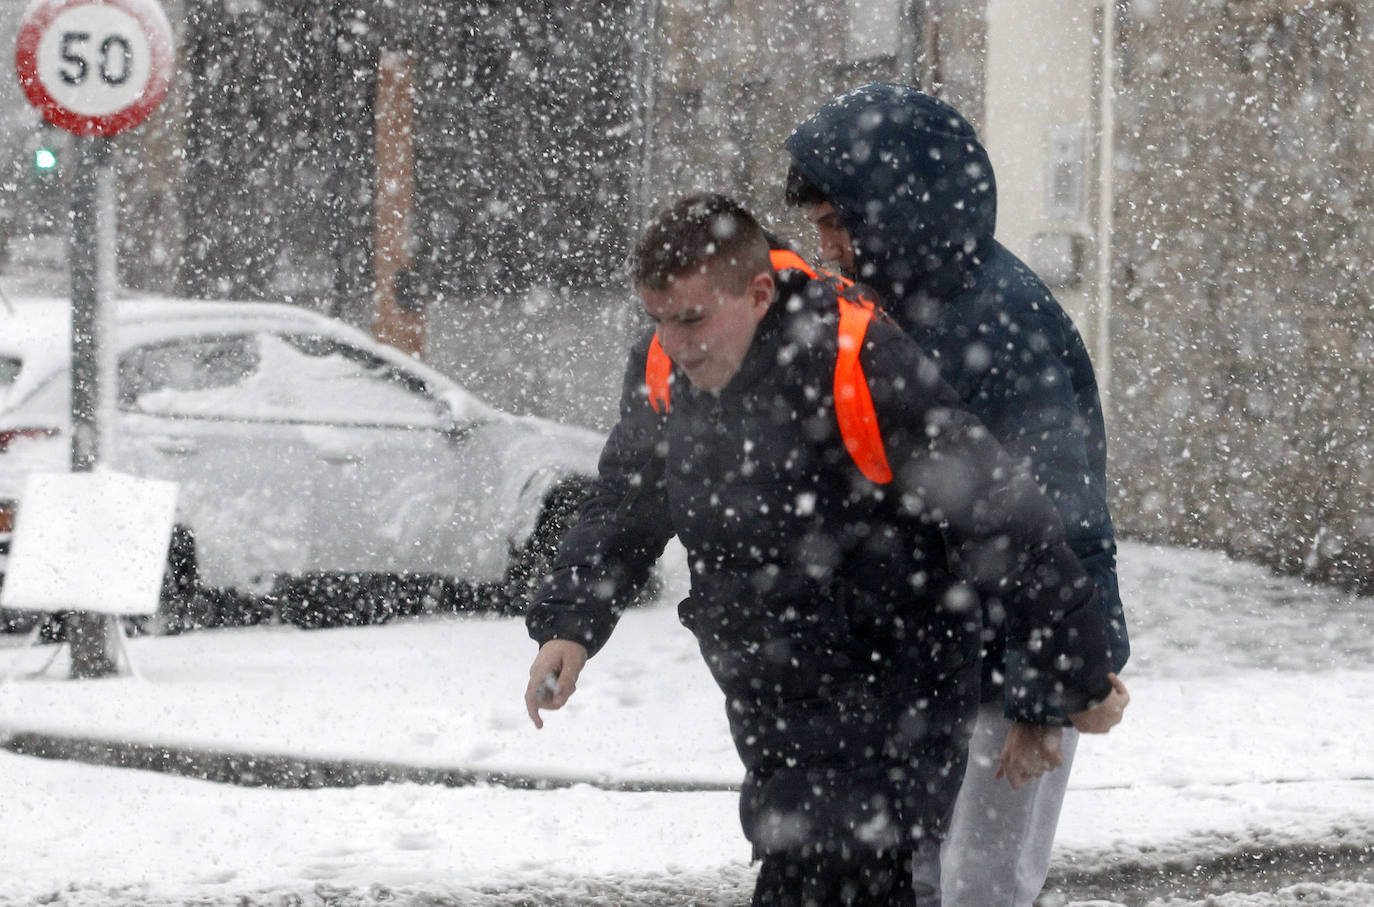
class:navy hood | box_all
[785,83,997,305]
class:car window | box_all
[0,356,19,409]
[121,337,260,406]
[0,356,19,388]
[125,331,445,428]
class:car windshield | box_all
[278,334,431,397]
[267,334,442,423]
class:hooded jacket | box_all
[786,83,1129,718]
[528,266,1114,853]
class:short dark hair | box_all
[783,163,829,208]
[630,194,772,293]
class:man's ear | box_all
[749,270,776,313]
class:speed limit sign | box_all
[15,0,174,137]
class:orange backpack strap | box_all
[645,334,672,413]
[834,297,894,484]
[838,281,878,311]
[769,248,819,279]
[770,248,857,292]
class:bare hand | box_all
[995,722,1065,790]
[1068,672,1130,734]
[525,639,589,729]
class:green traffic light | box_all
[35,147,58,170]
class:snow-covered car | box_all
[0,296,605,630]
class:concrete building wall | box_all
[984,0,1106,358]
[641,0,989,244]
[1108,0,1374,591]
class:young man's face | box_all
[805,202,856,276]
[640,268,774,392]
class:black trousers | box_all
[751,847,924,907]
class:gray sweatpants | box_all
[933,702,1079,906]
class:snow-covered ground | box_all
[1,539,1372,906]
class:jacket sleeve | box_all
[964,303,1111,548]
[958,297,1129,708]
[525,334,675,658]
[861,326,1115,721]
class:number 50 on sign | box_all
[16,0,174,137]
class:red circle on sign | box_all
[15,0,174,137]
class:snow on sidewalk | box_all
[1,540,1372,905]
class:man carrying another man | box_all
[784,83,1132,904]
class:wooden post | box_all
[372,49,423,357]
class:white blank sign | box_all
[0,471,178,616]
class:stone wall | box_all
[1108,0,1374,590]
[641,0,984,241]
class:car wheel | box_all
[129,525,217,635]
[500,480,590,616]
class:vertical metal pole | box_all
[67,135,119,679]
[632,0,661,230]
[1094,0,1116,422]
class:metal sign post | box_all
[15,0,173,677]
[62,136,116,676]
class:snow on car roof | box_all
[0,295,478,416]
[0,296,342,405]
[1,294,333,357]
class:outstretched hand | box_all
[525,639,589,729]
[1068,672,1130,734]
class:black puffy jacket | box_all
[786,83,1129,718]
[528,268,1113,853]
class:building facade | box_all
[1107,0,1373,589]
